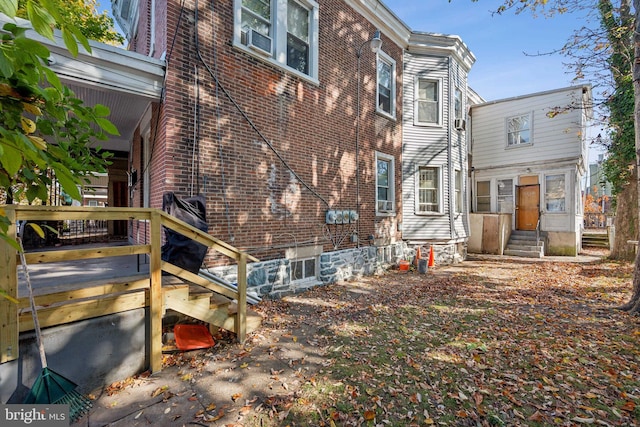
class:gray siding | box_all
[471,87,587,170]
[402,53,469,241]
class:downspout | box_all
[448,56,455,241]
[149,0,156,57]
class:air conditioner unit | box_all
[454,118,466,131]
[247,29,272,56]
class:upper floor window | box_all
[507,113,532,146]
[376,152,395,214]
[286,0,309,74]
[454,87,463,120]
[112,0,139,40]
[415,78,440,125]
[236,0,318,80]
[377,53,396,118]
[417,166,441,213]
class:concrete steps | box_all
[504,230,544,258]
[582,232,609,248]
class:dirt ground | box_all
[77,248,632,427]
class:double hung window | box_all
[415,78,440,125]
[507,113,532,146]
[376,152,395,214]
[377,53,396,117]
[237,0,318,79]
[417,166,440,213]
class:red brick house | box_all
[112,0,408,294]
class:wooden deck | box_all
[1,206,259,373]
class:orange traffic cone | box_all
[428,246,435,268]
[413,247,421,266]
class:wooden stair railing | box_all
[0,205,258,373]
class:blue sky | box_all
[383,0,591,102]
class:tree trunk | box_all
[610,166,637,260]
[623,0,640,313]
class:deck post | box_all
[149,210,163,372]
[236,252,247,343]
[0,207,18,363]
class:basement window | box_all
[290,257,317,283]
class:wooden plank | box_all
[17,276,150,309]
[9,205,154,222]
[149,211,163,373]
[23,245,151,264]
[159,212,259,262]
[19,291,147,332]
[161,262,238,300]
[164,292,228,325]
[0,208,18,363]
[236,253,247,343]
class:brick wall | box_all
[130,0,403,264]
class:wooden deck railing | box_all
[0,205,257,372]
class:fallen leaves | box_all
[93,257,639,427]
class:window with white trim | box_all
[497,179,513,213]
[376,152,394,214]
[236,0,318,79]
[476,181,490,212]
[545,174,566,212]
[415,78,441,125]
[455,169,462,214]
[417,166,440,213]
[290,257,317,283]
[377,52,395,117]
[507,113,532,146]
[454,87,463,120]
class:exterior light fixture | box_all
[369,30,382,53]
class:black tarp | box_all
[161,192,208,274]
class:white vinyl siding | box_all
[471,87,587,170]
[402,53,469,241]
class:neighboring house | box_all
[401,32,474,262]
[468,85,593,256]
[587,155,613,209]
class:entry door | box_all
[516,185,540,231]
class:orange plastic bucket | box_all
[398,260,410,271]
